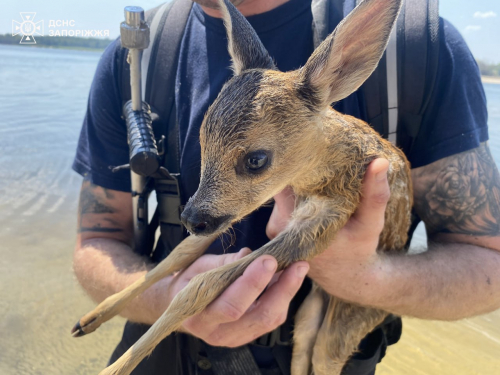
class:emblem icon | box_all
[12,13,44,44]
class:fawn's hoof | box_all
[71,321,86,337]
[71,316,97,337]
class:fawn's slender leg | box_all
[99,194,357,375]
[311,298,387,375]
[72,234,216,337]
[99,250,262,375]
[291,283,326,375]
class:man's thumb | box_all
[350,158,391,233]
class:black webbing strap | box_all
[332,0,440,154]
[397,0,440,244]
[353,0,391,140]
[141,0,193,261]
[314,0,390,139]
[146,0,192,173]
[361,53,390,139]
[397,0,440,155]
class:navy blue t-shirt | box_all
[72,0,488,369]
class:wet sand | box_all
[0,198,125,375]
[1,45,500,375]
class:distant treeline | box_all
[1,33,500,73]
[0,34,113,50]
[477,60,500,77]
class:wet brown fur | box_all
[74,0,411,374]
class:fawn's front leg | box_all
[72,234,216,337]
[100,194,356,375]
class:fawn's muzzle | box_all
[180,206,232,235]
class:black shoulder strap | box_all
[145,0,193,174]
[147,0,193,260]
[396,0,440,154]
[119,0,192,259]
[314,0,439,154]
[314,0,390,139]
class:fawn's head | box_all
[181,0,402,235]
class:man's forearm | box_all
[73,238,170,325]
[310,243,500,320]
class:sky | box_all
[2,0,500,63]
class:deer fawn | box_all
[72,0,411,373]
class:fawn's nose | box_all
[181,207,230,235]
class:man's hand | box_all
[74,177,310,338]
[167,248,309,347]
[267,149,500,320]
[267,158,391,304]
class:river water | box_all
[0,44,499,374]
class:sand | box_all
[482,76,500,85]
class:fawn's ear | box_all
[300,0,402,107]
[218,0,275,74]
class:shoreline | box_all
[2,42,499,72]
[482,75,500,85]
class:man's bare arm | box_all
[73,177,169,325]
[367,142,500,319]
[356,144,500,319]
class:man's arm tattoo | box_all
[414,143,500,236]
[80,186,115,215]
[78,177,123,233]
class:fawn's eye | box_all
[245,151,269,173]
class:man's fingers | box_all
[245,261,308,324]
[201,255,278,325]
[350,158,390,233]
[210,261,309,347]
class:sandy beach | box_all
[482,75,500,85]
